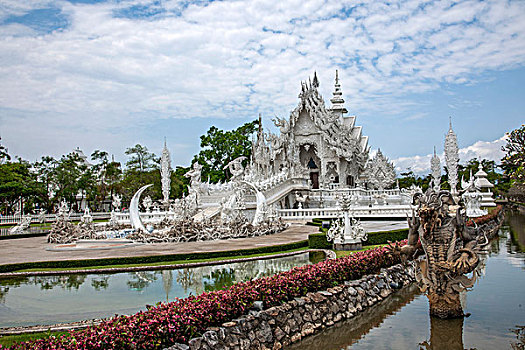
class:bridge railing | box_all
[277,205,413,220]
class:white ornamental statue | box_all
[81,207,93,224]
[224,156,247,181]
[160,139,172,207]
[112,193,122,212]
[327,194,368,250]
[445,119,459,195]
[430,147,441,191]
[56,199,70,222]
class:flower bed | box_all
[3,245,403,350]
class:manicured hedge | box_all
[3,244,404,350]
[307,228,408,249]
[0,232,49,241]
[365,229,408,245]
[0,240,308,273]
[308,232,332,249]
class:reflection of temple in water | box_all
[175,254,311,296]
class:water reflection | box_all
[292,211,525,350]
[0,252,317,327]
[288,285,422,350]
[419,317,467,350]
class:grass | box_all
[0,331,69,348]
[334,244,386,258]
[15,247,310,273]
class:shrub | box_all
[365,229,408,245]
[308,232,332,249]
[307,227,408,249]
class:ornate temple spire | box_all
[445,118,459,195]
[330,70,348,116]
[257,113,263,136]
[431,146,441,191]
[160,139,171,207]
[312,71,319,88]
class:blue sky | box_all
[0,0,524,174]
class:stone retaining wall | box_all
[167,261,416,350]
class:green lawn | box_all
[0,331,70,348]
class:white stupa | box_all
[474,163,496,207]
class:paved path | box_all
[0,224,319,266]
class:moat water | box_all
[290,211,525,350]
[0,251,324,328]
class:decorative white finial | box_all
[445,119,459,195]
[330,69,347,115]
[431,146,441,191]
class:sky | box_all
[0,0,524,174]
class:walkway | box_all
[0,220,407,266]
[0,224,319,266]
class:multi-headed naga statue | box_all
[393,189,487,318]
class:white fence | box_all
[0,212,112,226]
[277,205,413,220]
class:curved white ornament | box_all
[241,181,267,226]
[130,184,153,232]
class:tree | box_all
[125,144,157,172]
[501,124,525,183]
[90,150,122,210]
[396,169,431,191]
[501,125,525,202]
[0,137,10,163]
[192,120,258,183]
[33,156,58,212]
[0,159,38,215]
[51,153,94,210]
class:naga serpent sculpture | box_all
[391,189,488,318]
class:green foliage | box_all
[501,124,525,183]
[0,136,10,162]
[0,240,308,273]
[365,228,408,245]
[0,331,69,348]
[397,170,431,191]
[125,144,158,172]
[307,228,409,249]
[308,232,332,249]
[0,159,39,215]
[0,231,49,240]
[192,120,258,183]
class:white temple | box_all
[193,71,411,221]
[250,71,370,190]
[112,72,415,226]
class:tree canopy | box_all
[501,124,525,183]
[192,120,258,183]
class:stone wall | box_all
[166,262,416,350]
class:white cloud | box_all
[0,0,524,163]
[393,135,507,175]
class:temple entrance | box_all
[306,156,320,189]
[346,175,355,187]
[310,172,319,189]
